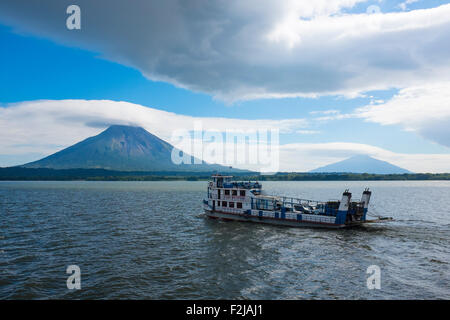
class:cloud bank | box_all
[2,99,450,172]
[1,1,450,101]
[280,142,450,173]
[0,99,306,160]
[355,82,450,148]
[306,82,450,150]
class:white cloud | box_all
[279,142,450,173]
[1,99,450,172]
[309,109,340,115]
[0,99,307,165]
[1,1,450,102]
[399,0,420,11]
[355,82,450,148]
[181,139,450,173]
[312,110,354,121]
[296,130,321,135]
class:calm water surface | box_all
[0,180,449,299]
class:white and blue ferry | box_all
[203,175,390,228]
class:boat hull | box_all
[204,209,350,229]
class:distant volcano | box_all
[21,125,233,172]
[310,154,412,174]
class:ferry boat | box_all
[203,175,391,228]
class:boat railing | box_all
[208,194,246,201]
[251,196,345,216]
[279,196,323,207]
[219,207,244,215]
[222,181,261,189]
[222,195,246,201]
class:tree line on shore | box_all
[1,167,449,181]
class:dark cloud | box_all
[1,1,450,101]
[417,118,450,148]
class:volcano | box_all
[21,125,232,172]
[309,154,412,174]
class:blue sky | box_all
[1,0,450,172]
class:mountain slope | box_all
[21,125,233,172]
[310,155,412,174]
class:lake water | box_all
[0,180,449,299]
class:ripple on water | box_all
[0,180,449,299]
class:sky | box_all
[1,0,450,172]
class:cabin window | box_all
[225,190,230,195]
[229,202,235,208]
[232,190,237,196]
[240,190,246,197]
[222,201,227,207]
[237,202,242,209]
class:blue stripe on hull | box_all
[205,209,346,229]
